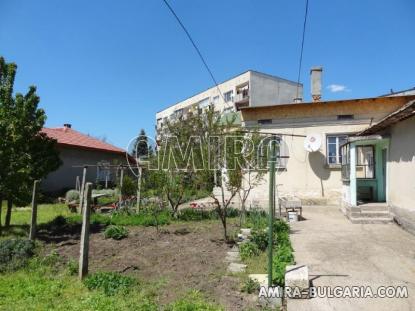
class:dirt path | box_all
[47,220,257,310]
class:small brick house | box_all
[41,124,131,194]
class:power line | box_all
[161,0,225,102]
[296,0,310,99]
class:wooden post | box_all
[79,166,87,214]
[105,175,108,189]
[136,166,142,212]
[29,180,40,241]
[79,182,92,280]
[119,167,124,205]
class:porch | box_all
[340,135,393,224]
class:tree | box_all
[237,130,267,226]
[205,115,244,241]
[153,113,204,217]
[133,129,151,159]
[0,57,62,228]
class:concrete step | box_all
[350,217,393,224]
[351,211,391,218]
[361,205,389,212]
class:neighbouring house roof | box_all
[239,95,415,122]
[42,126,126,155]
[357,99,415,136]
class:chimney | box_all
[310,67,323,102]
[63,123,72,129]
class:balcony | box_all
[234,89,250,110]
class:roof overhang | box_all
[357,99,415,136]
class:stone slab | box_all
[225,251,241,262]
[227,262,246,273]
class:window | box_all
[212,96,219,106]
[224,90,234,103]
[198,97,210,109]
[326,135,348,164]
[97,161,111,182]
[356,145,375,179]
[258,136,288,168]
[337,114,354,120]
[258,119,272,125]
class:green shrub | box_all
[246,210,268,229]
[272,221,294,286]
[41,250,60,266]
[0,239,35,272]
[272,260,288,287]
[226,207,239,218]
[83,272,136,296]
[251,229,268,251]
[239,242,260,261]
[104,225,128,240]
[273,219,290,234]
[65,190,80,203]
[66,259,78,275]
[241,278,260,294]
[119,175,137,197]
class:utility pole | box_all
[119,166,124,205]
[268,136,277,287]
[136,166,142,212]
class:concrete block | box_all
[258,285,283,309]
[285,265,309,290]
[225,251,241,262]
[227,262,246,273]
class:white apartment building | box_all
[156,70,302,136]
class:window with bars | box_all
[326,135,348,164]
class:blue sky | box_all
[1,0,414,149]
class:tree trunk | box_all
[240,199,246,227]
[222,215,228,241]
[0,194,2,235]
[5,198,12,228]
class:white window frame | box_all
[326,134,348,165]
[224,90,234,103]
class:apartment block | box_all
[155,70,302,137]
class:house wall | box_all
[240,96,414,208]
[244,123,369,207]
[249,72,301,107]
[41,146,128,194]
[387,115,415,234]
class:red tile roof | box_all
[42,127,126,155]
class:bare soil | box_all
[44,220,258,310]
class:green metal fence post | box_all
[268,135,277,287]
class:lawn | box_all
[0,261,222,311]
[0,202,71,227]
[0,203,259,310]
